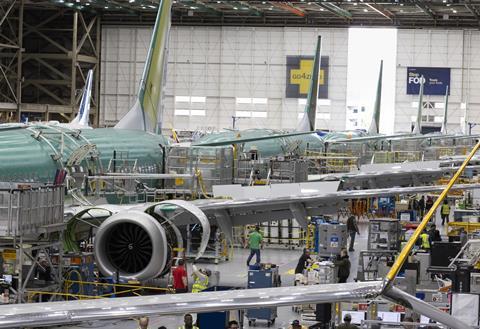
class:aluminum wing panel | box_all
[0,281,382,328]
[193,131,317,147]
[193,183,480,212]
[69,183,480,228]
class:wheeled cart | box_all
[246,266,280,327]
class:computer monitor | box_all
[377,311,401,322]
[420,315,430,324]
[342,311,365,325]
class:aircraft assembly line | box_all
[3,1,480,329]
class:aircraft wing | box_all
[192,131,317,147]
[0,280,472,329]
[388,133,480,143]
[311,162,480,189]
[143,182,480,228]
[325,132,413,144]
[70,182,480,228]
[327,132,480,145]
[0,281,380,328]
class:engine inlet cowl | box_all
[94,211,168,281]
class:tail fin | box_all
[368,60,383,135]
[115,0,172,132]
[412,76,424,134]
[71,69,93,127]
[297,36,322,132]
[441,85,449,134]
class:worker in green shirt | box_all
[246,225,263,266]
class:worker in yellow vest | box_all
[420,231,431,250]
[191,264,210,293]
[441,200,451,225]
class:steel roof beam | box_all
[239,1,264,15]
[365,3,395,20]
[226,1,262,16]
[413,0,436,20]
[315,2,352,20]
[271,2,305,17]
[189,1,223,16]
[465,1,480,21]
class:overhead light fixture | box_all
[262,1,266,4]
[443,0,447,2]
[353,2,358,5]
[104,5,108,9]
[320,8,325,11]
[217,0,221,3]
[190,6,197,9]
[400,3,404,6]
[453,9,457,13]
[363,8,368,12]
[233,6,238,9]
[129,0,135,3]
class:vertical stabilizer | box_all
[71,69,93,127]
[115,0,172,132]
[441,85,449,134]
[368,60,383,135]
[297,36,322,132]
[412,76,424,134]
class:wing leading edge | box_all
[0,282,382,328]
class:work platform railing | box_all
[0,185,64,237]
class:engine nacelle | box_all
[94,200,209,281]
[94,210,170,281]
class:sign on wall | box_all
[407,67,450,95]
[286,56,329,99]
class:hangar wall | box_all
[394,29,480,134]
[100,25,349,132]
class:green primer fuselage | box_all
[194,128,325,158]
[0,125,169,183]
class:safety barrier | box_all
[26,280,175,302]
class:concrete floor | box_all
[59,223,369,329]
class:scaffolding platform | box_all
[0,185,65,238]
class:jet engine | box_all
[94,210,180,281]
[93,200,210,281]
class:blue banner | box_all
[407,67,450,95]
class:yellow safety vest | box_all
[191,275,208,293]
[441,204,450,215]
[421,233,430,249]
